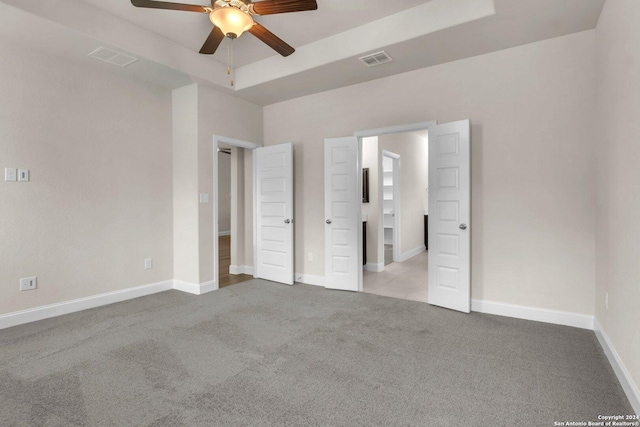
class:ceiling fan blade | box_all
[250,0,317,16]
[200,27,225,54]
[249,22,295,57]
[131,0,208,13]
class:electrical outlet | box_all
[605,292,608,310]
[308,252,313,262]
[20,277,37,291]
[145,258,153,270]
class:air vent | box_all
[88,47,138,67]
[358,51,393,67]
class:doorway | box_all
[324,119,470,313]
[214,136,296,289]
[361,132,429,303]
[217,144,253,288]
[213,135,260,290]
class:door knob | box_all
[326,219,332,224]
[459,223,467,230]
[284,219,291,224]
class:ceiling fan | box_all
[131,0,318,57]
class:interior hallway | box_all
[218,235,253,288]
[363,250,428,303]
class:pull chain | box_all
[227,38,235,87]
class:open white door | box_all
[255,143,294,285]
[324,137,360,291]
[428,120,471,313]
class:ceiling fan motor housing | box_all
[214,0,252,14]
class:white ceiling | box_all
[79,0,432,67]
[0,0,605,105]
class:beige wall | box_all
[0,39,173,315]
[230,147,245,267]
[595,0,640,407]
[197,85,262,283]
[173,84,262,285]
[218,152,231,233]
[243,150,255,269]
[173,85,200,284]
[264,30,597,315]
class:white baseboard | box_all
[594,318,640,415]
[364,262,384,272]
[229,265,254,275]
[0,280,173,330]
[398,245,426,262]
[218,231,231,236]
[471,299,594,330]
[173,280,217,295]
[295,273,325,287]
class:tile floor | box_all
[363,250,428,303]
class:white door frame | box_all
[354,121,437,292]
[381,150,401,263]
[213,135,261,290]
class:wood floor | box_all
[218,235,253,288]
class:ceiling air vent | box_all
[358,51,393,67]
[88,47,138,67]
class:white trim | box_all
[295,273,325,287]
[214,135,261,150]
[229,265,254,275]
[354,121,438,138]
[398,245,426,263]
[218,231,231,236]
[173,280,217,295]
[381,150,401,160]
[471,299,594,330]
[594,318,640,415]
[0,280,173,330]
[364,262,385,272]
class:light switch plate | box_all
[199,193,210,204]
[5,168,17,182]
[18,169,29,182]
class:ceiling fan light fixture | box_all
[209,7,254,39]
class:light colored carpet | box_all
[0,280,632,426]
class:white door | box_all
[428,120,471,313]
[255,143,294,285]
[324,137,360,291]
